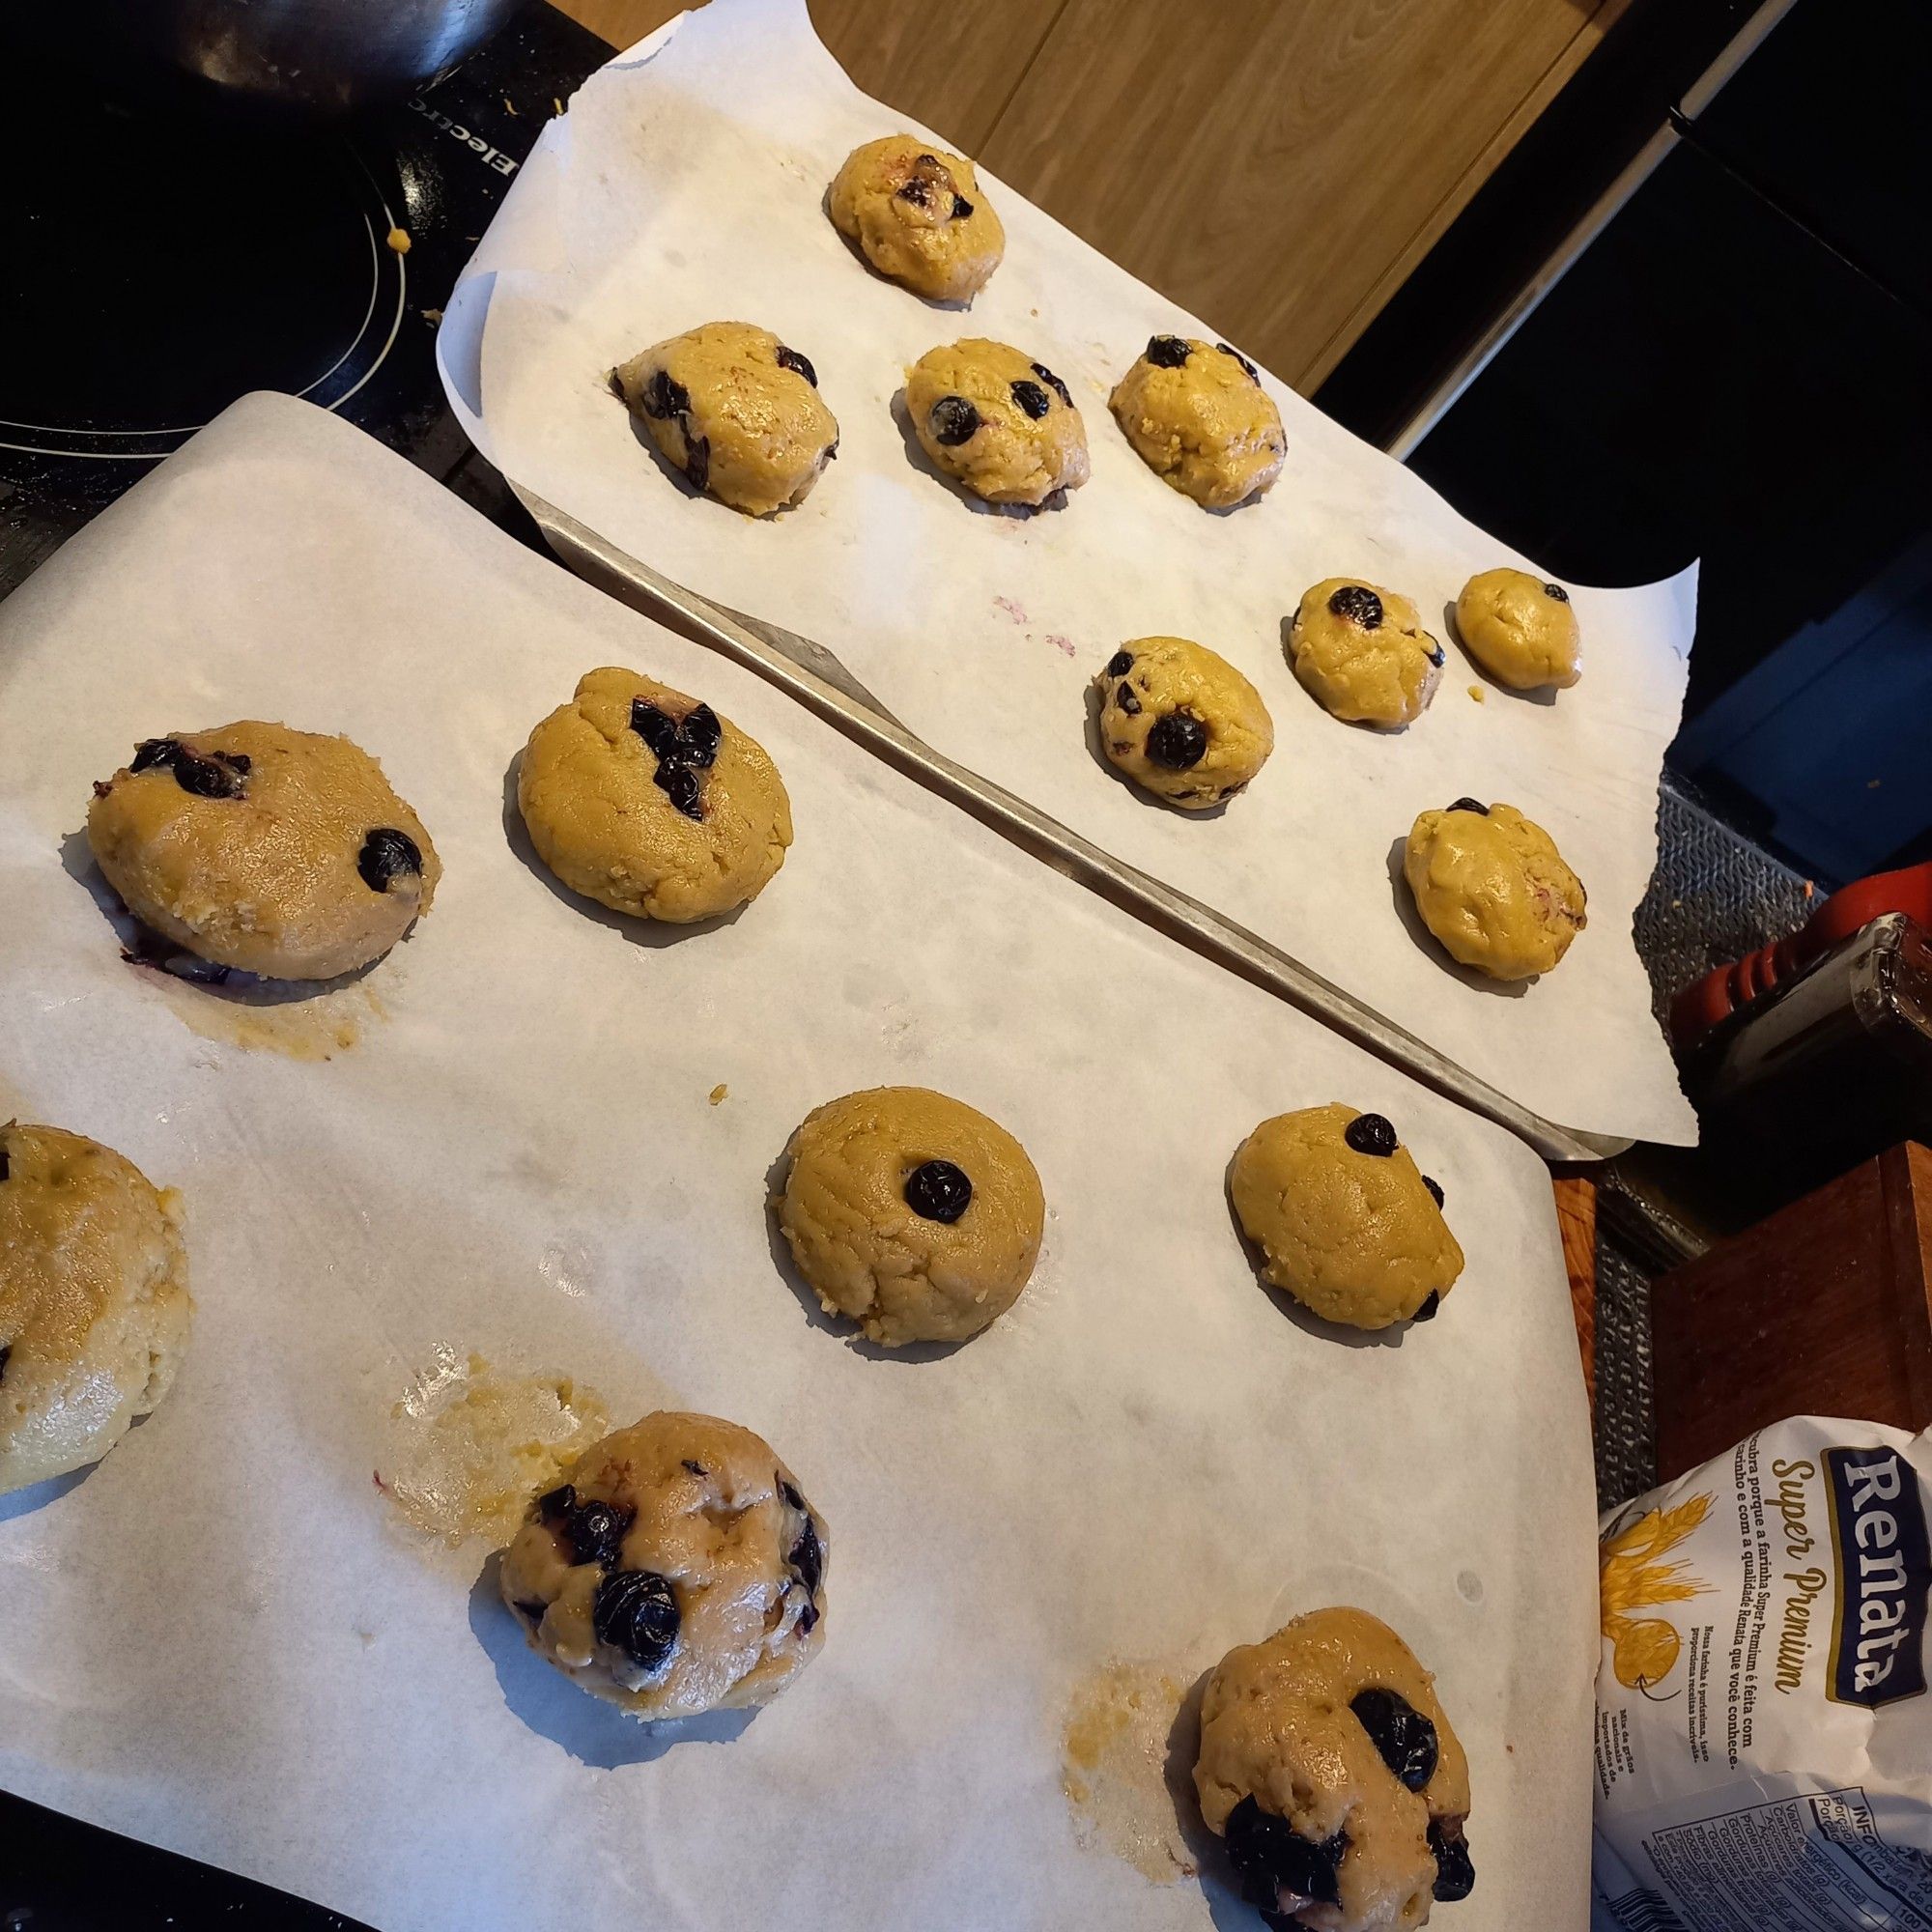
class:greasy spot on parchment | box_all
[151,976,386,1062]
[378,1349,609,1548]
[1061,1660,1196,1884]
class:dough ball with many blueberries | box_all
[614,321,838,517]
[1453,568,1581,691]
[518,667,792,924]
[1196,1606,1474,1932]
[498,1410,827,1721]
[1230,1103,1463,1330]
[827,133,1006,303]
[1288,579,1444,728]
[1093,637,1274,810]
[778,1086,1045,1347]
[86,722,439,980]
[905,338,1090,508]
[1109,334,1286,509]
[1403,799,1586,980]
[1,1123,193,1495]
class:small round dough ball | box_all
[1289,580,1444,728]
[614,321,838,517]
[1196,1606,1474,1932]
[1109,334,1285,509]
[828,134,1006,302]
[1454,569,1580,691]
[518,667,792,924]
[1404,800,1587,980]
[1,1124,192,1495]
[498,1411,827,1721]
[1229,1103,1463,1329]
[86,722,440,980]
[779,1087,1044,1347]
[1093,637,1274,810]
[905,338,1090,508]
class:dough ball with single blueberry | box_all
[827,133,1006,302]
[1230,1103,1462,1329]
[1196,1606,1474,1932]
[86,721,439,980]
[1,1123,193,1495]
[1288,579,1444,728]
[905,338,1090,508]
[1109,334,1285,509]
[1404,799,1586,980]
[1093,637,1274,809]
[518,666,792,924]
[498,1410,827,1720]
[614,321,838,517]
[1453,568,1580,691]
[778,1086,1045,1346]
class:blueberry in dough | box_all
[828,134,1006,301]
[1092,636,1272,810]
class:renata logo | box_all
[1825,1446,1929,1706]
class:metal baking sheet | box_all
[0,393,1596,1932]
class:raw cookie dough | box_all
[1288,580,1444,728]
[614,321,838,516]
[1109,334,1285,509]
[905,338,1090,508]
[518,667,792,924]
[0,1123,192,1495]
[1196,1606,1474,1931]
[1454,569,1581,691]
[498,1410,827,1720]
[1229,1103,1463,1329]
[828,134,1006,302]
[1093,637,1274,809]
[778,1086,1045,1347]
[87,723,440,980]
[1404,799,1587,980]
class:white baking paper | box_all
[0,394,1596,1931]
[436,0,1698,1148]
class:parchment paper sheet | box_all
[437,0,1698,1147]
[0,395,1596,1931]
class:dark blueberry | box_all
[1216,340,1260,381]
[1425,639,1446,668]
[1350,1688,1439,1792]
[129,736,183,774]
[641,367,690,421]
[795,1598,820,1636]
[655,762,704,820]
[684,433,711,494]
[904,1158,973,1224]
[788,1516,824,1599]
[1430,1821,1475,1902]
[356,827,423,894]
[1223,1797,1345,1907]
[1544,582,1569,603]
[630,700,682,759]
[1344,1112,1399,1158]
[1009,378,1051,419]
[679,703,722,770]
[512,1598,548,1624]
[1412,1290,1441,1321]
[592,1568,681,1672]
[1446,797,1489,815]
[537,1484,576,1522]
[1145,334,1191,369]
[0,1144,9,1183]
[1116,682,1141,717]
[1147,710,1208,770]
[172,753,245,799]
[775,345,818,387]
[682,1459,708,1478]
[213,751,251,775]
[780,1478,807,1513]
[928,395,980,446]
[915,153,938,167]
[951,192,975,219]
[1421,1175,1444,1209]
[1327,584,1384,630]
[564,1498,635,1569]
[1031,361,1072,407]
[895,176,932,208]
[0,1344,10,1383]
[1105,650,1134,678]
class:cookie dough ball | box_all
[498,1411,827,1721]
[778,1087,1044,1347]
[905,339,1090,508]
[1094,638,1274,809]
[1,1124,192,1495]
[518,667,792,924]
[1288,580,1444,728]
[1230,1103,1463,1330]
[1109,334,1285,509]
[1454,569,1580,691]
[1196,1607,1474,1931]
[614,321,838,517]
[828,134,1006,302]
[86,723,439,980]
[1404,800,1587,980]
